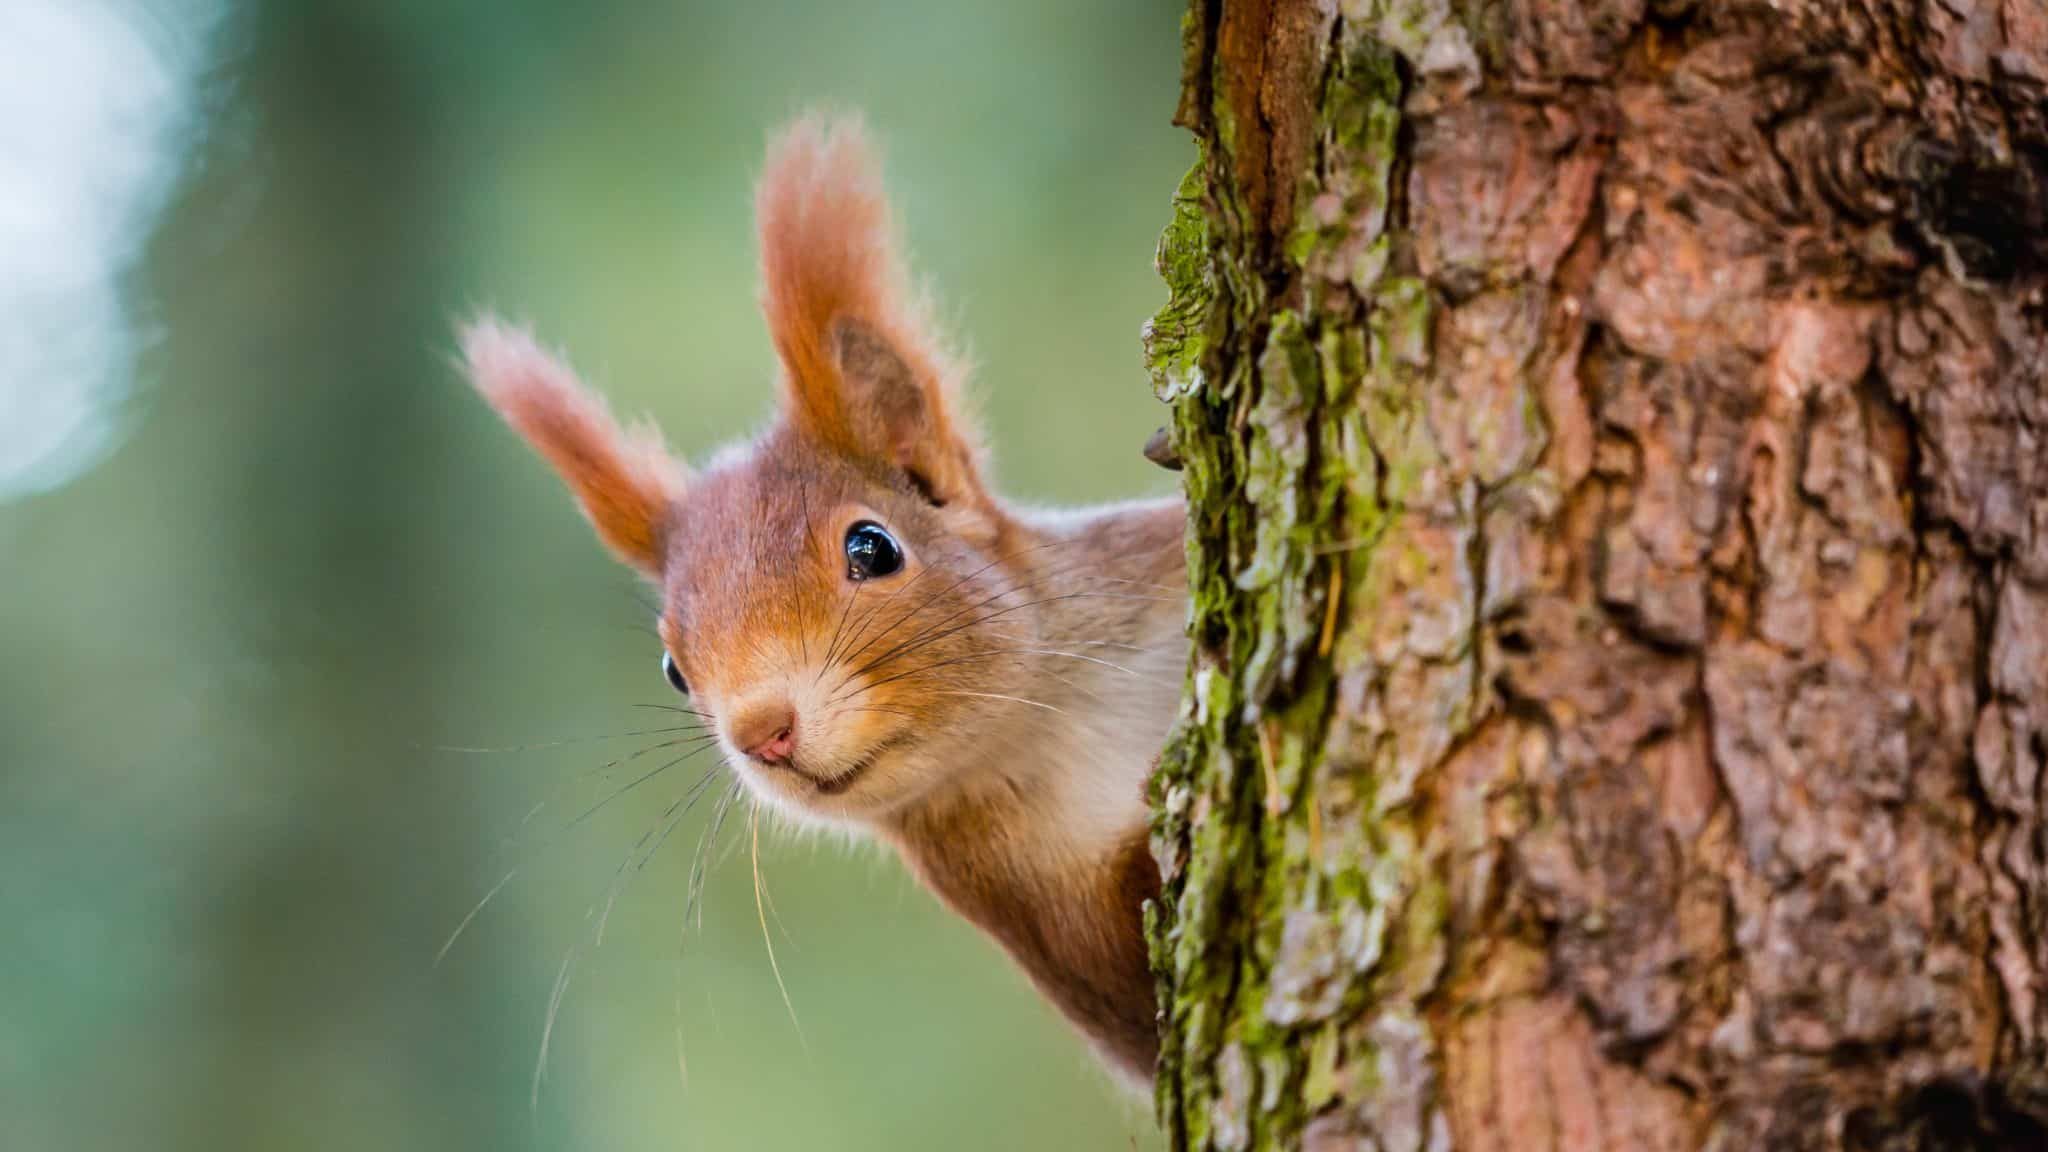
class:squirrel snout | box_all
[730,700,798,765]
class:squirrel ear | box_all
[460,318,685,575]
[755,115,985,507]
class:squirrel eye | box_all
[661,651,690,696]
[844,520,904,581]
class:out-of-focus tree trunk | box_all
[1143,2,2048,1148]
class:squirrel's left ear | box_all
[460,318,686,575]
[755,116,986,508]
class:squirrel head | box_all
[462,116,1054,823]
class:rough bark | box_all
[1143,2,2048,1149]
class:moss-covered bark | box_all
[1147,2,2048,1149]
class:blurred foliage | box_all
[0,2,1189,1149]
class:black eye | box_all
[661,651,690,696]
[844,520,904,581]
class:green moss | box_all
[1145,161,1217,405]
[1147,5,1496,1149]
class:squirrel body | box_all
[462,116,1186,1085]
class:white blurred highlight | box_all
[0,0,222,500]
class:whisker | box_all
[842,538,1151,678]
[841,543,1111,664]
[610,586,664,636]
[816,574,864,675]
[435,865,520,966]
[839,704,919,720]
[828,537,1094,675]
[439,736,721,967]
[416,724,704,756]
[832,648,1032,701]
[834,643,1168,706]
[1000,646,1143,676]
[932,690,1067,715]
[1036,667,1109,706]
[1077,574,1182,594]
[837,584,1014,683]
[1052,637,1168,653]
[913,621,1164,674]
[634,769,731,886]
[795,473,817,668]
[820,537,994,672]
[835,592,1171,696]
[532,945,579,1114]
[673,991,690,1092]
[595,763,727,945]
[759,867,799,955]
[926,626,1184,697]
[632,702,715,723]
[538,755,725,1112]
[751,802,806,1049]
[494,732,717,863]
[687,780,745,932]
[970,627,1170,656]
[559,741,721,836]
[616,580,663,616]
[840,564,1167,685]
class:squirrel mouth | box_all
[805,734,911,795]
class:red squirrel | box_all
[459,116,1187,1084]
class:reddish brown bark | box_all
[1150,2,2048,1148]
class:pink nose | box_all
[731,702,797,765]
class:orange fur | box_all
[755,117,984,499]
[460,319,685,573]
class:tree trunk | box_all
[1143,2,2048,1149]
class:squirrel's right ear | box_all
[756,116,987,508]
[460,318,686,576]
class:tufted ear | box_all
[755,115,986,508]
[460,318,686,575]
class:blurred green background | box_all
[0,2,1189,1149]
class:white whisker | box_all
[435,866,518,967]
[933,689,1068,715]
[532,945,578,1114]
